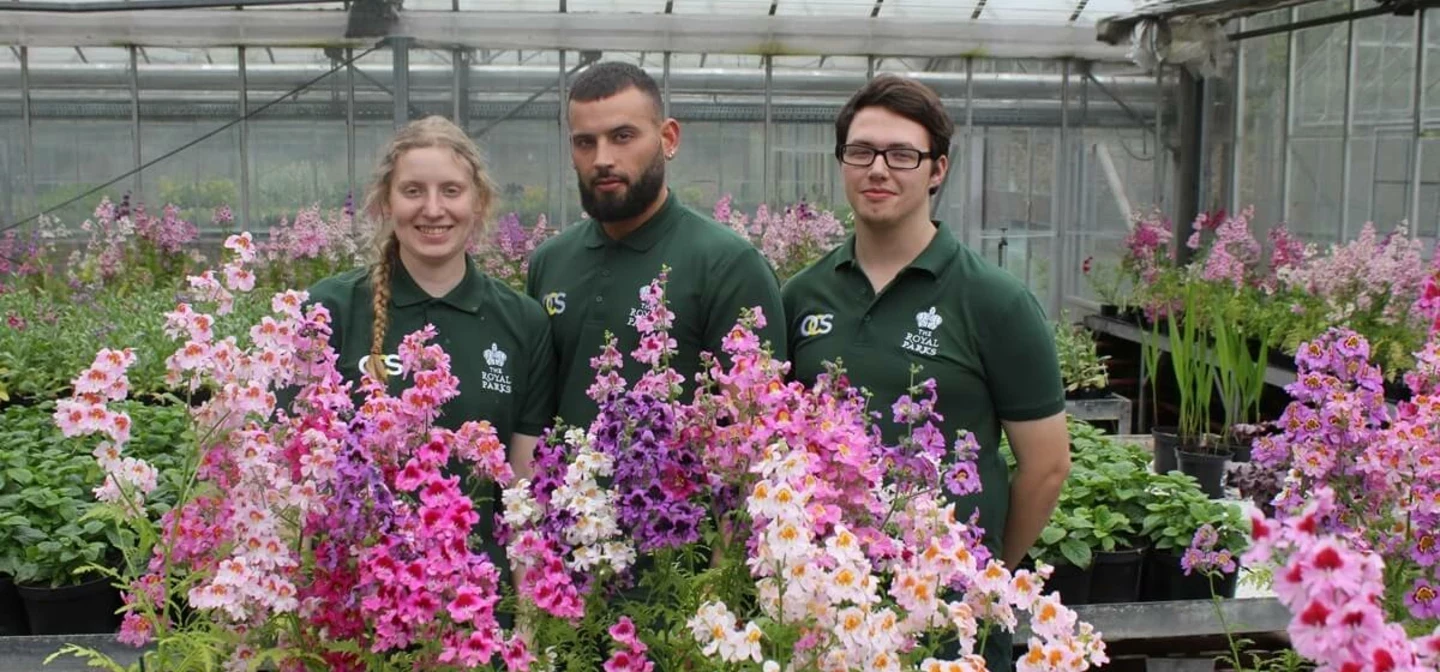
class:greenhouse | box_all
[1,0,1437,670]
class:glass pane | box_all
[1286,137,1343,243]
[1291,0,1349,137]
[1237,10,1289,229]
[247,48,353,230]
[1426,10,1440,125]
[137,48,240,233]
[1352,13,1416,130]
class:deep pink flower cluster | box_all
[1122,209,1174,285]
[59,237,526,670]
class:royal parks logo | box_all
[901,307,943,357]
[481,343,512,395]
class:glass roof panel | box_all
[569,0,666,12]
[1076,0,1138,23]
[672,0,775,15]
[883,0,982,20]
[455,0,533,10]
[776,0,877,16]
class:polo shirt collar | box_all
[582,190,680,251]
[833,220,960,278]
[389,255,488,314]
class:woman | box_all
[307,114,556,495]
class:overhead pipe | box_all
[0,63,1161,102]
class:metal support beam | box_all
[391,36,411,128]
[129,45,142,197]
[1410,9,1426,228]
[662,51,671,119]
[239,46,251,230]
[558,49,569,227]
[1279,7,1296,224]
[0,10,1135,61]
[346,46,355,215]
[1174,69,1202,266]
[21,46,34,214]
[1152,66,1163,208]
[1340,8,1355,238]
[763,54,773,206]
[1053,59,1070,317]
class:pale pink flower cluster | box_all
[1277,223,1427,325]
[262,204,361,266]
[714,196,846,280]
[696,445,1107,672]
[1185,208,1262,290]
[53,348,156,517]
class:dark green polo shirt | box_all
[781,222,1065,559]
[526,191,787,428]
[307,257,558,445]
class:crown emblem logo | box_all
[916,307,943,331]
[484,343,508,368]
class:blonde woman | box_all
[307,115,556,495]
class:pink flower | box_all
[609,616,642,650]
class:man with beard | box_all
[526,61,786,428]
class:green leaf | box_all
[5,468,33,486]
[1059,538,1092,569]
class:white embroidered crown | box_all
[916,307,943,330]
[484,343,508,368]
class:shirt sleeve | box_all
[516,300,559,437]
[705,244,789,363]
[978,284,1066,422]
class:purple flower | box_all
[943,460,981,497]
[1412,530,1439,568]
[1405,579,1440,619]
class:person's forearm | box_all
[1002,464,1067,568]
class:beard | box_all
[577,149,667,224]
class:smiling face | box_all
[842,106,948,232]
[384,145,481,272]
[568,85,678,225]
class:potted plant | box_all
[1027,509,1096,606]
[1065,426,1153,603]
[1138,471,1248,601]
[0,404,122,635]
[1054,320,1112,400]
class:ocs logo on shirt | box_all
[798,313,834,338]
[542,292,567,316]
[358,353,403,377]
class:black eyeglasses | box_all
[835,144,937,170]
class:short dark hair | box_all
[835,74,954,163]
[569,61,664,120]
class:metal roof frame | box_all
[1,9,1134,61]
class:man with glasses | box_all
[781,74,1071,671]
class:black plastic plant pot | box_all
[1177,449,1230,499]
[1041,562,1094,606]
[1140,551,1239,601]
[16,576,122,635]
[1099,304,1120,318]
[0,575,28,636]
[1088,547,1147,604]
[1151,426,1180,475]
